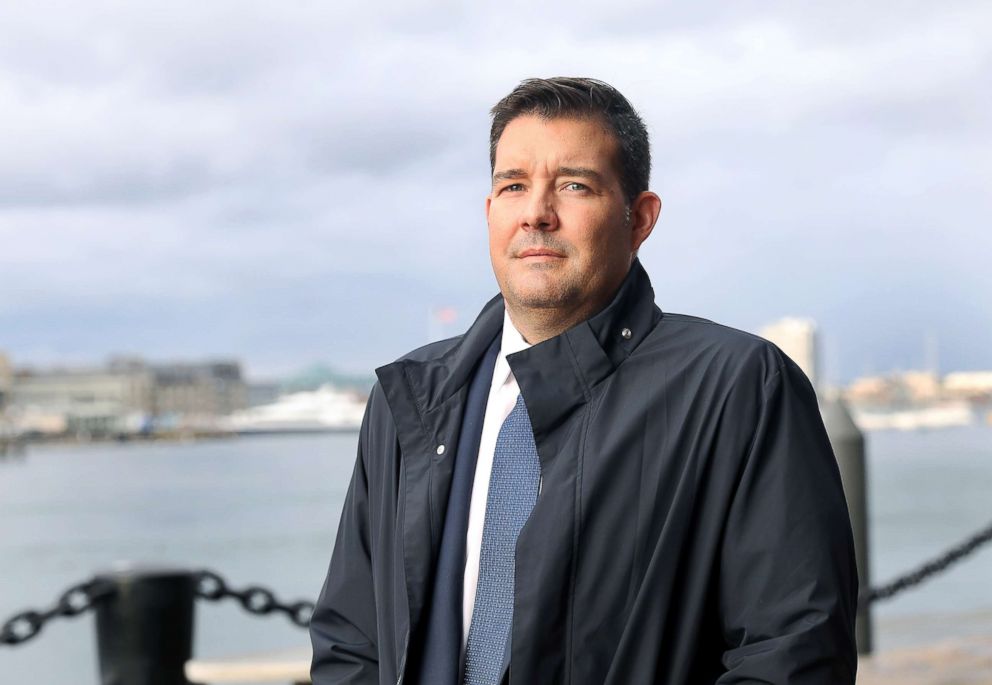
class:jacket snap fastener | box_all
[621,327,632,339]
[436,444,445,455]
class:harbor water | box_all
[1,426,990,683]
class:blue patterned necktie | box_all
[463,393,541,685]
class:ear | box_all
[629,191,661,252]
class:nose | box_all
[521,186,558,232]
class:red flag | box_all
[433,307,458,324]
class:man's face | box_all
[487,115,644,327]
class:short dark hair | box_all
[489,77,651,204]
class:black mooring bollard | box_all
[821,395,873,655]
[94,566,196,685]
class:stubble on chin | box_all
[503,264,582,312]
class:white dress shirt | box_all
[461,310,533,655]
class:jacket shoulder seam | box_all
[741,363,786,466]
[661,313,772,345]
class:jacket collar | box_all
[377,258,661,444]
[507,258,661,444]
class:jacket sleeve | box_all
[310,401,380,684]
[716,358,859,684]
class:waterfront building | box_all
[846,371,942,407]
[943,371,992,401]
[845,375,896,406]
[10,366,155,436]
[844,369,984,432]
[149,361,247,419]
[847,369,992,407]
[0,351,11,410]
[899,370,941,403]
[759,317,819,389]
[8,358,248,438]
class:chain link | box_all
[1,579,113,646]
[195,570,314,628]
[859,517,992,611]
[6,520,992,647]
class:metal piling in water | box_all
[94,566,196,685]
[823,394,873,655]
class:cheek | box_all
[579,213,625,256]
[488,222,508,256]
[488,228,513,272]
[488,210,516,251]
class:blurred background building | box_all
[4,356,247,439]
[0,351,12,411]
[759,317,820,389]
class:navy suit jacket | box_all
[410,336,502,684]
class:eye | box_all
[563,182,589,192]
[500,183,525,194]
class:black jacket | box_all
[310,261,858,684]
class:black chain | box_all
[0,579,114,646]
[195,570,314,628]
[859,517,992,611]
[6,519,992,647]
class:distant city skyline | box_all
[1,1,989,384]
[2,313,988,388]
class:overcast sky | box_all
[0,1,989,384]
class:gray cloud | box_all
[0,0,989,381]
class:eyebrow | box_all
[491,166,605,186]
[558,166,605,183]
[491,168,528,185]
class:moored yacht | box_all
[225,385,367,434]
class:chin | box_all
[507,278,580,311]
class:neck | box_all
[505,288,618,345]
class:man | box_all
[310,77,858,684]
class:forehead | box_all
[493,115,620,172]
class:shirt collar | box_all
[493,309,532,388]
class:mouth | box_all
[517,248,565,260]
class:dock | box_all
[182,638,992,684]
[859,635,992,684]
[186,649,310,684]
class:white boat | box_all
[852,401,975,432]
[225,385,367,434]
